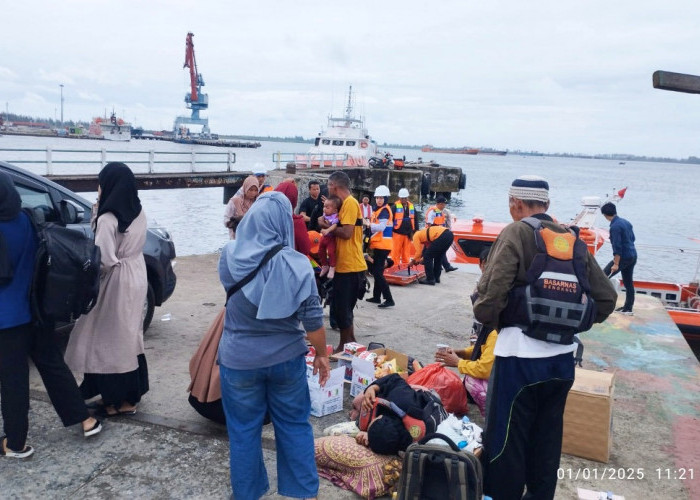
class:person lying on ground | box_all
[354,374,447,455]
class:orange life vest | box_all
[370,205,393,250]
[425,206,445,227]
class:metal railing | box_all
[0,147,236,174]
[272,152,351,169]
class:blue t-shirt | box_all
[0,212,37,329]
[609,216,636,259]
[218,291,324,370]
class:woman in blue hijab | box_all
[218,191,330,500]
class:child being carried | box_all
[318,196,342,279]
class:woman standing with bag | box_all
[218,191,330,500]
[1,172,101,460]
[65,162,149,418]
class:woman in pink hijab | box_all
[275,181,311,256]
[224,175,259,239]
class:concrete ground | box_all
[2,253,699,499]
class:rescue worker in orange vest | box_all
[411,224,454,285]
[365,185,395,308]
[391,188,415,266]
[425,195,458,273]
[255,172,274,194]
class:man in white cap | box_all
[474,175,617,499]
[390,188,415,266]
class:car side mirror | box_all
[59,200,84,224]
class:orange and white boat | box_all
[620,247,700,340]
[449,192,618,264]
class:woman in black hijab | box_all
[65,163,150,418]
[95,162,142,233]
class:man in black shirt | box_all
[299,180,325,231]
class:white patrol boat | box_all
[296,86,378,168]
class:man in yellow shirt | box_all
[320,171,367,352]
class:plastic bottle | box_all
[457,440,468,449]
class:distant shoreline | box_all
[2,114,699,165]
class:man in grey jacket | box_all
[474,175,617,500]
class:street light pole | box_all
[59,84,64,125]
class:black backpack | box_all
[396,433,483,500]
[24,208,101,324]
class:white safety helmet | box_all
[398,188,409,198]
[374,185,391,197]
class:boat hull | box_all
[621,279,700,343]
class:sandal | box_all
[96,406,137,418]
[83,419,103,438]
[1,437,34,459]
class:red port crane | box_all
[182,32,208,115]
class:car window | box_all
[15,184,59,223]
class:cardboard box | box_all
[343,342,367,356]
[349,348,410,397]
[307,365,345,417]
[562,368,615,463]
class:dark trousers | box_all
[370,249,393,302]
[0,323,88,451]
[330,272,362,330]
[604,256,637,310]
[483,353,574,500]
[441,253,452,271]
[423,230,453,283]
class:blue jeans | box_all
[220,355,318,500]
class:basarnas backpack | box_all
[501,216,597,345]
[24,208,101,324]
[395,433,483,500]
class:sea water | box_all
[2,134,698,283]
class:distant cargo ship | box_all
[421,145,479,155]
[421,145,507,156]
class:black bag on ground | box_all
[24,208,101,324]
[396,433,483,500]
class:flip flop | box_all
[96,406,137,418]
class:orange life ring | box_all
[360,141,368,149]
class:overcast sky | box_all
[3,1,699,158]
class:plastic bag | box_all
[407,363,468,416]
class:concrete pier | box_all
[4,254,698,499]
[47,171,251,193]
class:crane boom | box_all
[183,32,199,103]
[174,31,209,137]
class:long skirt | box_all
[80,354,149,407]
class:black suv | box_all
[1,161,177,331]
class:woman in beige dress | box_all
[65,162,149,417]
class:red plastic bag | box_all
[407,362,468,416]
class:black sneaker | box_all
[365,297,381,304]
[419,279,435,286]
[445,266,459,272]
[378,300,395,308]
[615,307,626,313]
